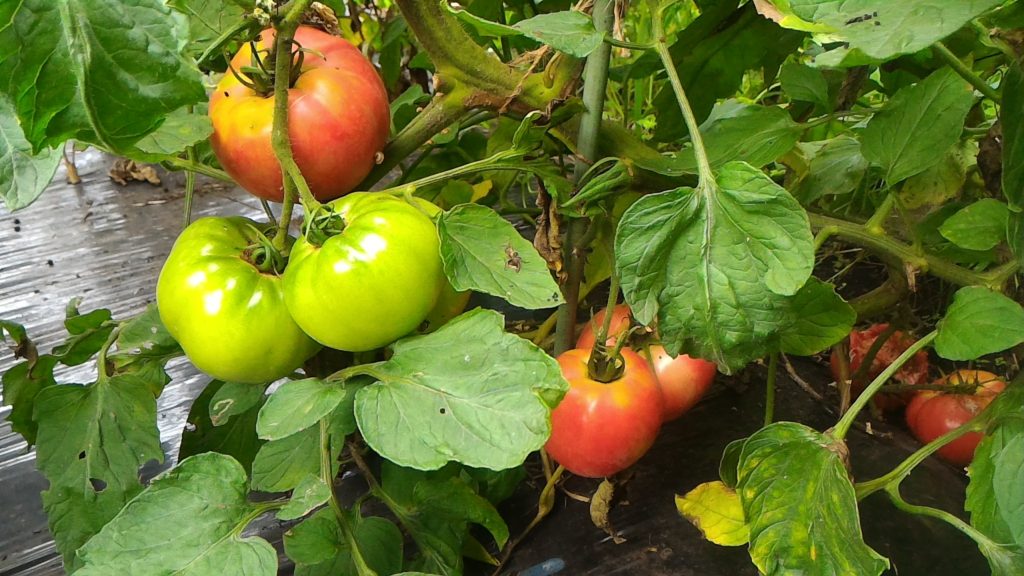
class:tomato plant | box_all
[209,26,390,202]
[283,192,444,351]
[156,217,320,383]
[545,347,663,478]
[830,323,930,411]
[906,370,1007,466]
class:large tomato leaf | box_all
[75,453,277,576]
[250,400,352,493]
[285,509,404,576]
[779,61,831,111]
[167,0,247,59]
[792,0,1003,66]
[354,309,567,471]
[736,422,888,576]
[778,278,855,356]
[860,68,975,185]
[128,106,214,162]
[33,374,163,564]
[437,204,564,310]
[0,97,61,211]
[1003,63,1024,210]
[0,0,206,153]
[615,161,814,373]
[794,136,869,203]
[935,287,1024,360]
[257,378,353,441]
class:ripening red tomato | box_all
[643,344,716,421]
[576,304,633,349]
[905,370,1006,466]
[209,26,390,202]
[545,348,663,478]
[830,323,929,411]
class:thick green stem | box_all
[96,326,121,380]
[856,418,984,499]
[374,148,527,196]
[934,42,1002,104]
[164,156,231,181]
[864,193,896,233]
[269,2,318,252]
[594,270,621,347]
[651,1,712,184]
[833,331,937,440]
[554,0,615,356]
[320,421,377,576]
[809,212,1017,290]
[764,352,778,426]
[884,487,997,548]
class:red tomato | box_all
[905,370,1006,466]
[209,27,390,202]
[830,323,929,411]
[644,344,716,421]
[576,304,633,349]
[545,348,663,478]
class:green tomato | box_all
[410,196,470,334]
[283,193,444,351]
[157,217,321,383]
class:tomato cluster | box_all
[546,304,718,478]
[157,28,467,383]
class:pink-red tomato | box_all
[830,323,930,411]
[209,26,390,202]
[545,348,663,478]
[905,370,1006,466]
[576,304,633,349]
[643,344,716,421]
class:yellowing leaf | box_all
[471,180,493,202]
[676,481,749,546]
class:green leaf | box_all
[967,417,1024,575]
[115,304,178,354]
[1,354,57,445]
[796,0,1004,66]
[437,204,563,310]
[167,0,248,58]
[512,11,604,58]
[414,475,509,548]
[278,474,331,522]
[860,68,975,184]
[1010,212,1024,268]
[355,309,567,471]
[251,425,322,493]
[0,318,27,345]
[0,96,61,210]
[939,199,1011,251]
[737,422,888,576]
[615,161,814,373]
[179,380,264,475]
[130,106,214,161]
[0,0,206,153]
[780,61,831,110]
[210,382,267,427]
[391,85,431,133]
[51,301,114,366]
[257,378,350,441]
[935,287,1024,360]
[719,437,745,488]
[676,481,749,546]
[795,136,868,203]
[33,374,163,562]
[651,4,804,142]
[779,278,856,356]
[900,141,971,209]
[76,453,277,576]
[287,510,405,576]
[674,101,803,172]
[1004,64,1024,210]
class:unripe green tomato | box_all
[409,196,470,333]
[157,217,321,383]
[283,193,444,351]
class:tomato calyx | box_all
[239,222,287,274]
[304,205,348,247]
[228,38,305,96]
[586,341,627,383]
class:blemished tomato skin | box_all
[644,344,716,421]
[283,193,444,351]
[209,27,390,202]
[157,217,321,383]
[906,370,1006,466]
[545,348,663,478]
[830,323,930,411]
[576,304,633,349]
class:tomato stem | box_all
[764,352,778,427]
[320,421,378,576]
[882,486,998,550]
[592,269,621,350]
[933,41,1002,104]
[833,331,937,440]
[96,325,122,381]
[847,324,900,395]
